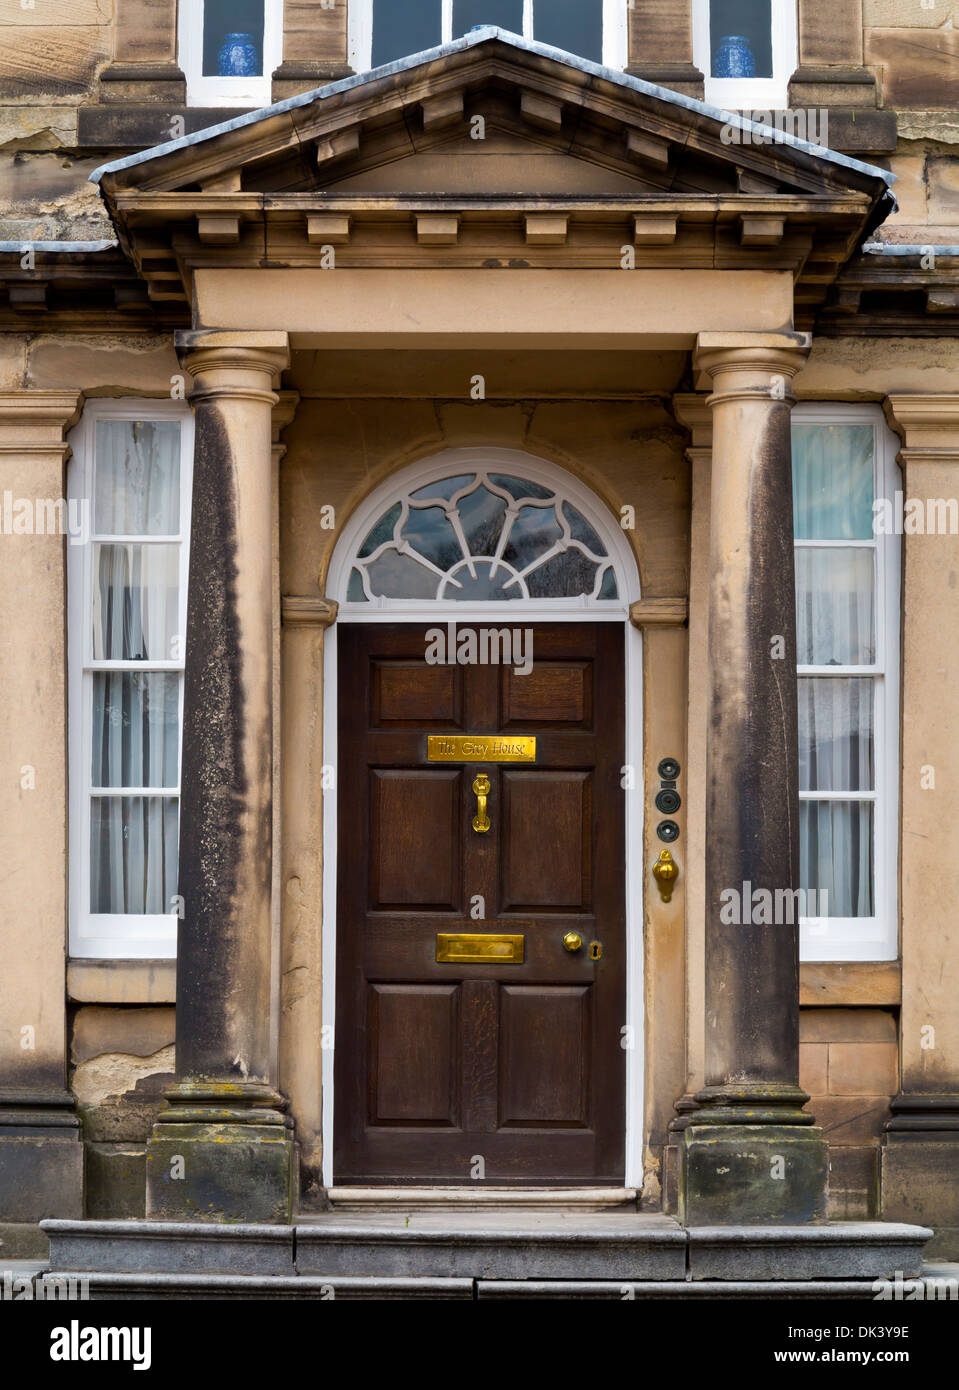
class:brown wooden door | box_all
[334,622,626,1184]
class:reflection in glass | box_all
[453,0,522,37]
[349,471,620,602]
[502,505,563,571]
[373,0,442,65]
[795,548,875,665]
[534,0,603,63]
[441,559,522,600]
[526,550,598,598]
[457,486,507,556]
[366,549,442,599]
[793,424,875,540]
[401,506,462,571]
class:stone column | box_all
[881,395,959,1259]
[146,331,294,1223]
[0,391,84,1250]
[680,332,828,1226]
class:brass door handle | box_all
[563,932,583,953]
[472,772,491,833]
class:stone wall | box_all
[800,1007,899,1218]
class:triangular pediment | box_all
[91,29,894,324]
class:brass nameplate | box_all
[436,933,525,964]
[428,735,536,763]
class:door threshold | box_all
[328,1187,639,1209]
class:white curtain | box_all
[90,421,181,916]
[793,423,877,918]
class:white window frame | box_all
[179,0,284,108]
[793,403,901,964]
[692,0,797,111]
[349,0,627,74]
[67,400,194,960]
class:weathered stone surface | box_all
[0,106,77,150]
[799,0,864,65]
[295,1212,687,1279]
[72,1008,175,1065]
[0,1137,83,1223]
[865,27,959,107]
[680,1126,829,1226]
[43,1219,295,1274]
[828,1146,879,1219]
[281,0,347,65]
[146,1125,295,1224]
[864,0,950,26]
[84,1145,147,1220]
[882,1137,959,1259]
[687,1223,933,1280]
[0,26,109,98]
[72,1049,174,1143]
[113,0,177,64]
[801,1008,898,1044]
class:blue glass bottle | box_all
[217,32,259,77]
[713,34,756,79]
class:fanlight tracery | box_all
[347,471,620,604]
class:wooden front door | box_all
[334,622,626,1184]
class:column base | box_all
[680,1125,829,1226]
[145,1083,294,1224]
[679,1085,827,1226]
[0,1091,83,1224]
[882,1095,959,1259]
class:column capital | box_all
[885,394,959,458]
[693,332,811,400]
[175,330,290,407]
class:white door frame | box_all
[320,447,645,1188]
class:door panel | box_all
[335,622,626,1184]
[501,770,591,911]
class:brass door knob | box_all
[563,932,583,953]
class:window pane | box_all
[798,678,874,792]
[95,421,181,535]
[800,800,874,917]
[203,0,265,76]
[795,549,875,665]
[90,796,178,915]
[534,0,604,63]
[92,672,181,789]
[793,424,875,540]
[93,544,181,662]
[709,0,772,79]
[454,0,523,37]
[373,0,443,65]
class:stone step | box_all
[41,1216,933,1284]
